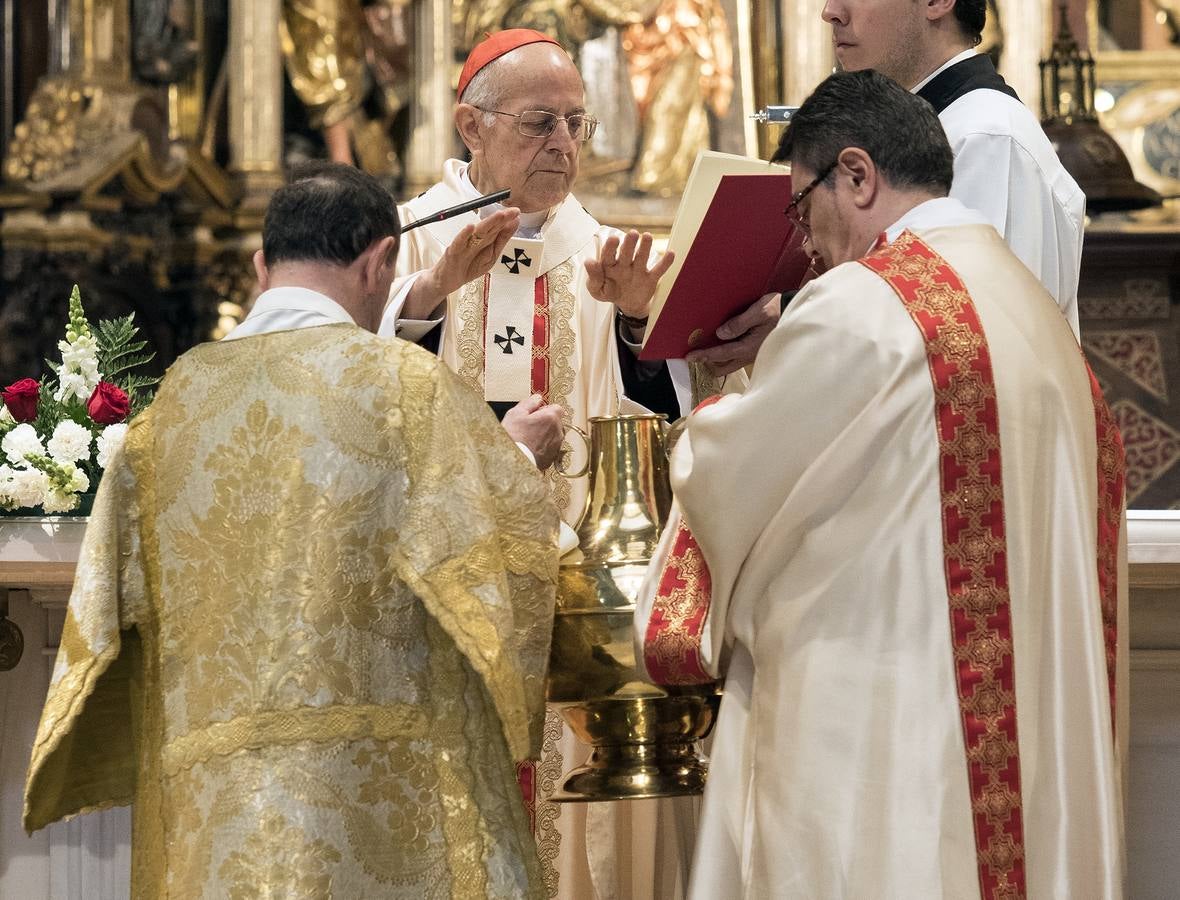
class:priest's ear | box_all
[455,104,486,156]
[836,147,877,209]
[359,235,399,293]
[252,249,271,293]
[924,0,957,24]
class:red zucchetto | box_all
[457,29,563,100]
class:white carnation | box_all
[2,423,44,465]
[41,489,80,514]
[0,406,13,424]
[7,467,50,508]
[96,423,129,469]
[47,420,92,463]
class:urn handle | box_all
[554,424,591,479]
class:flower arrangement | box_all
[0,286,158,515]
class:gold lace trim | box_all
[535,709,565,897]
[456,275,488,393]
[541,260,577,518]
[161,704,436,776]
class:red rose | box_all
[87,381,130,424]
[2,378,40,422]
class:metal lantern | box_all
[1039,3,1162,213]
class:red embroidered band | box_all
[642,394,724,685]
[643,520,715,684]
[861,231,1026,900]
[1086,365,1125,734]
[532,275,550,399]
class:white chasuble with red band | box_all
[637,219,1126,900]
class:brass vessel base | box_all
[549,689,720,802]
[552,740,708,802]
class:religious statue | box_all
[132,0,201,84]
[280,0,413,184]
[620,0,732,195]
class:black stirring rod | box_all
[399,189,512,233]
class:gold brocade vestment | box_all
[24,326,560,899]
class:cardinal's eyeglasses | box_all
[475,108,599,142]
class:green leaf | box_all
[95,312,157,388]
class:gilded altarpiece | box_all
[3,2,1180,898]
[0,0,247,386]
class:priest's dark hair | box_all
[954,0,987,44]
[262,161,399,267]
[771,70,954,196]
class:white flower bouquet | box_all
[0,286,158,515]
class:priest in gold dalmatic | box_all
[24,163,561,899]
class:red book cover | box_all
[639,172,812,361]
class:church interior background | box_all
[2,0,1180,506]
[1,0,1180,897]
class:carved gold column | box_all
[404,0,454,195]
[68,0,130,82]
[780,0,834,103]
[228,0,284,221]
[749,0,833,158]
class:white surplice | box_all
[636,198,1126,899]
[915,49,1085,337]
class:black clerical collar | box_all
[915,53,1020,114]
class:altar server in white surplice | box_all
[636,71,1127,900]
[378,29,688,529]
[823,0,1084,335]
[694,0,1084,377]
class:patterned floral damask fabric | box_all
[24,325,560,899]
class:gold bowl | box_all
[548,562,721,801]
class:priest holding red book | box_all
[637,70,1125,899]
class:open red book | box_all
[639,152,813,361]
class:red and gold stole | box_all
[1087,365,1125,734]
[862,230,1027,900]
[863,233,1126,900]
[642,395,723,686]
[642,519,716,684]
[641,232,1125,899]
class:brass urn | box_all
[546,414,721,802]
